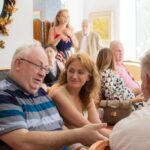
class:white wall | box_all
[83,0,136,60]
[119,0,136,60]
[67,0,84,32]
[0,0,33,67]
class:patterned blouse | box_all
[100,69,135,100]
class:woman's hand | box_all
[132,88,142,96]
[63,28,73,37]
[60,34,71,43]
[131,93,144,103]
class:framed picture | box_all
[89,11,114,46]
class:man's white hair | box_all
[82,19,92,29]
[110,40,124,51]
[11,42,42,66]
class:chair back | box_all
[33,19,52,47]
[33,19,42,44]
[43,20,51,47]
[123,60,141,82]
[89,140,110,150]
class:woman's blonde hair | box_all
[54,9,70,28]
[58,53,100,107]
[96,48,115,72]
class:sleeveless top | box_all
[54,28,73,59]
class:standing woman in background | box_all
[48,9,78,63]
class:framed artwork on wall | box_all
[89,11,114,46]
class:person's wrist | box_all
[71,128,82,143]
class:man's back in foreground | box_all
[110,50,150,150]
[110,104,150,150]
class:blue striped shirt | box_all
[0,76,64,150]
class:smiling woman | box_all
[0,0,17,48]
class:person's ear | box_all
[14,59,22,71]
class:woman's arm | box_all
[87,100,111,138]
[70,34,79,49]
[130,93,144,103]
[48,27,61,46]
[57,61,65,71]
[87,100,101,123]
[51,88,110,138]
[51,89,90,127]
[132,88,142,96]
[64,28,79,49]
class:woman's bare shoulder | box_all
[50,85,66,97]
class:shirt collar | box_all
[82,31,89,36]
[6,75,39,96]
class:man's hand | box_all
[77,123,107,147]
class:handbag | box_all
[100,100,133,125]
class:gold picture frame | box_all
[89,11,114,46]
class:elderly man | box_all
[0,43,107,150]
[110,40,141,96]
[75,19,103,61]
[110,50,150,150]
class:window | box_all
[136,0,150,59]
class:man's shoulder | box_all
[110,108,150,150]
[38,87,50,97]
[0,79,12,91]
[75,31,82,36]
[113,107,150,130]
[90,31,100,37]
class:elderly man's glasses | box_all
[20,58,49,74]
